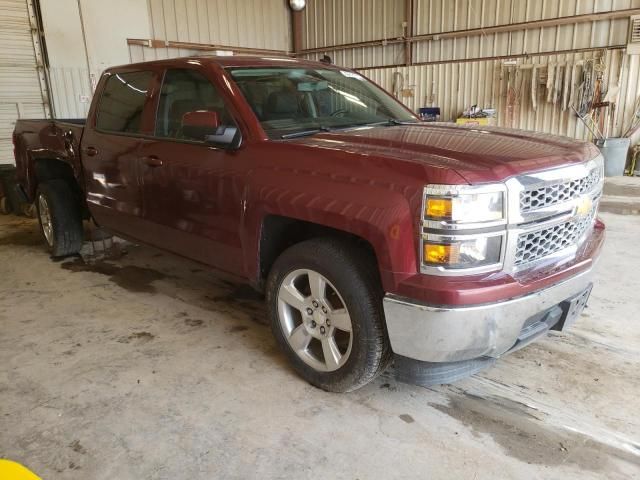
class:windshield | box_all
[227,66,418,138]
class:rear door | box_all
[136,66,245,274]
[81,69,158,240]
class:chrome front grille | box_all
[514,207,597,266]
[503,155,604,272]
[519,166,602,212]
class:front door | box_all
[136,67,244,274]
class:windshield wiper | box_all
[281,126,332,139]
[364,118,417,127]
[280,119,417,139]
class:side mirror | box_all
[182,110,242,149]
[182,110,220,138]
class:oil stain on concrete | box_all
[61,258,166,293]
[117,332,155,344]
[0,227,43,246]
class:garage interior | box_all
[1,0,640,478]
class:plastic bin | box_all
[599,138,630,177]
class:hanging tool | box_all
[546,63,555,103]
[554,64,563,105]
[392,72,404,99]
[593,101,610,138]
[531,64,538,111]
[578,60,595,116]
[568,63,578,109]
[571,104,604,141]
[608,102,616,139]
[562,63,571,111]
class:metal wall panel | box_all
[362,49,640,143]
[300,0,640,146]
[47,67,92,118]
[39,0,291,121]
[40,0,149,118]
[301,0,640,65]
[302,44,406,69]
[0,0,49,164]
[129,0,291,63]
[303,0,405,48]
[147,0,291,50]
[412,0,640,63]
[302,0,405,67]
[128,44,203,64]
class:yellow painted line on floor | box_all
[0,460,41,480]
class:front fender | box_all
[241,165,421,291]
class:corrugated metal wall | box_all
[302,0,406,67]
[38,0,291,118]
[42,0,153,118]
[128,0,291,62]
[0,0,50,164]
[301,0,640,145]
[365,50,640,141]
[47,67,92,118]
[411,0,633,63]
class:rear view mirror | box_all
[181,110,241,149]
[297,81,328,92]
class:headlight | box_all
[424,186,505,226]
[423,235,503,269]
[421,184,506,275]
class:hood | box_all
[291,123,599,184]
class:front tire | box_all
[266,238,391,392]
[36,180,83,257]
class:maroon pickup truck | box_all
[12,56,605,392]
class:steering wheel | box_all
[330,108,349,117]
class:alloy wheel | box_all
[38,194,53,247]
[277,268,353,372]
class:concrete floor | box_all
[1,212,639,480]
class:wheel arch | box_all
[255,214,384,291]
[33,158,86,216]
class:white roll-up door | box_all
[0,0,51,165]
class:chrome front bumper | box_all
[383,268,593,363]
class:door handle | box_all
[142,155,163,167]
[84,146,98,156]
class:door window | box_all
[96,71,153,134]
[155,69,234,142]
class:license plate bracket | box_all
[558,283,593,330]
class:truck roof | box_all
[106,55,343,73]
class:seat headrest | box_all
[169,99,201,117]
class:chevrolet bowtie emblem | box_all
[576,195,593,217]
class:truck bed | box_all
[13,119,86,202]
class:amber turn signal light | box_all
[423,243,459,265]
[425,198,452,219]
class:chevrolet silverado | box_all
[12,56,605,391]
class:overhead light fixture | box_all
[289,0,306,11]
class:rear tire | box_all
[36,180,83,257]
[266,238,391,392]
